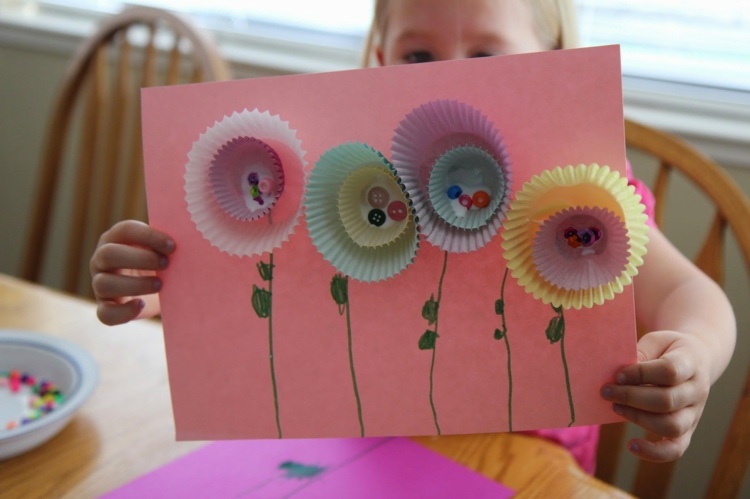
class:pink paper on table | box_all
[102,438,513,498]
[142,45,638,440]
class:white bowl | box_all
[0,329,98,460]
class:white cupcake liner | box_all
[208,136,284,221]
[391,99,511,253]
[532,207,630,291]
[305,142,420,282]
[427,145,506,230]
[185,109,307,257]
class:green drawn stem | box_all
[267,252,282,438]
[343,291,365,437]
[559,307,575,427]
[428,251,449,436]
[500,267,513,432]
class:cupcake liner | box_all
[208,136,284,221]
[305,142,419,282]
[391,99,511,253]
[338,166,411,248]
[185,109,307,257]
[427,145,506,230]
[501,163,649,309]
[532,207,630,291]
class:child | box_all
[90,0,736,473]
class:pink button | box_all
[387,200,408,221]
[367,186,390,208]
[458,194,473,209]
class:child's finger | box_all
[601,382,697,413]
[625,434,691,463]
[96,298,145,326]
[611,402,698,439]
[90,243,169,274]
[616,351,695,387]
[92,273,162,301]
[101,220,175,255]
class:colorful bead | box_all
[368,209,386,227]
[367,186,390,209]
[458,194,473,209]
[472,190,490,208]
[446,185,462,200]
[2,370,65,432]
[258,177,275,194]
[387,201,408,222]
[563,226,602,249]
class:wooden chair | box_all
[21,6,231,296]
[596,119,750,498]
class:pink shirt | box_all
[526,163,655,474]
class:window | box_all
[577,0,750,91]
[10,0,750,92]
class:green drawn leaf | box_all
[545,315,565,344]
[257,261,274,281]
[494,299,505,315]
[422,295,439,324]
[330,274,349,307]
[251,284,271,318]
[494,327,506,340]
[418,330,438,350]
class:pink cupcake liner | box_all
[532,207,630,291]
[185,109,307,257]
[208,136,284,221]
[391,99,511,253]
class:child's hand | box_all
[90,220,175,326]
[600,330,712,462]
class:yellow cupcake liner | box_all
[501,164,649,309]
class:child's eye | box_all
[404,51,435,64]
[471,51,496,58]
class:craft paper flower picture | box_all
[305,142,419,283]
[501,163,649,425]
[392,99,511,253]
[184,109,307,438]
[391,100,512,434]
[185,109,306,257]
[501,163,648,310]
[306,142,419,436]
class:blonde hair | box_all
[361,0,579,67]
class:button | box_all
[368,208,386,227]
[472,190,490,208]
[458,194,473,208]
[387,201,408,222]
[247,172,260,185]
[446,185,462,200]
[367,186,390,208]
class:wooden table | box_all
[0,274,630,498]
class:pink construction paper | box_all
[102,438,513,498]
[142,45,636,440]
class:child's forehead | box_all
[383,0,538,34]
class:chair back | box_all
[21,6,231,296]
[596,119,750,498]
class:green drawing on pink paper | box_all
[330,273,365,437]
